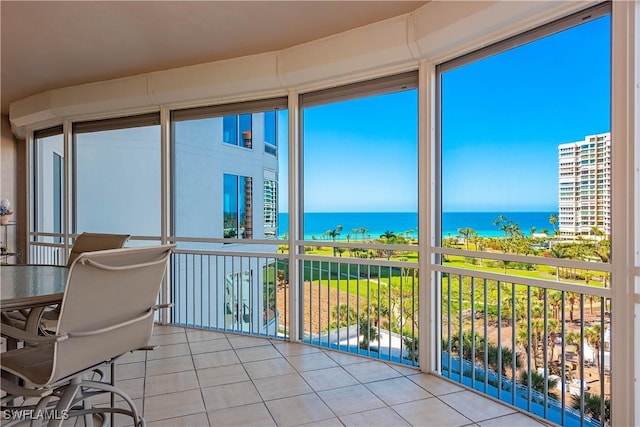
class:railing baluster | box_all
[458,274,463,382]
[447,272,452,379]
[580,293,585,427]
[207,255,211,329]
[560,291,566,426]
[411,266,416,366]
[526,286,532,412]
[199,254,203,328]
[483,278,488,392]
[382,267,388,360]
[470,277,475,388]
[511,282,516,406]
[543,287,549,417]
[600,296,606,421]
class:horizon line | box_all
[279,210,558,214]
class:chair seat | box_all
[2,344,55,387]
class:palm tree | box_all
[457,227,475,251]
[519,371,559,398]
[565,331,583,376]
[404,336,418,363]
[326,225,342,256]
[548,291,563,320]
[594,237,610,263]
[380,230,396,240]
[571,392,610,424]
[584,324,602,372]
[358,227,367,241]
[450,331,484,361]
[358,313,379,349]
[549,213,558,236]
[590,226,605,241]
[567,292,582,323]
[331,304,358,328]
[546,318,561,363]
[516,318,544,370]
[379,230,396,260]
[487,343,521,376]
[405,229,415,242]
[549,246,566,280]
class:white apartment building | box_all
[558,132,611,239]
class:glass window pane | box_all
[222,174,252,239]
[263,173,277,238]
[224,174,238,238]
[74,119,161,235]
[239,176,252,238]
[53,153,63,237]
[302,89,418,242]
[264,111,276,148]
[239,114,252,148]
[223,115,237,145]
[173,105,287,243]
[34,130,64,238]
[440,14,610,253]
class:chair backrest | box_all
[67,232,131,267]
[49,244,174,385]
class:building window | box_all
[264,111,277,155]
[223,115,237,145]
[223,113,253,148]
[263,177,277,237]
[224,174,252,239]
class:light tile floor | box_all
[106,325,548,427]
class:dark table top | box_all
[1,264,68,311]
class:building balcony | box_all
[109,324,547,426]
[27,241,613,426]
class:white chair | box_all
[1,244,174,427]
[2,232,131,334]
[66,232,131,267]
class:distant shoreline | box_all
[277,211,557,240]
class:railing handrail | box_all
[435,247,612,273]
[173,248,288,259]
[299,253,419,269]
[437,263,611,297]
[296,240,417,251]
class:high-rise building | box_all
[558,132,611,239]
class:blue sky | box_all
[280,14,610,213]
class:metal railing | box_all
[167,239,420,366]
[298,252,419,366]
[436,247,611,427]
[170,245,289,340]
[26,233,612,426]
[29,240,64,265]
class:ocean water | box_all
[278,212,556,240]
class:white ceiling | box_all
[0,1,428,115]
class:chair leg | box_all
[65,379,144,427]
[24,377,83,427]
